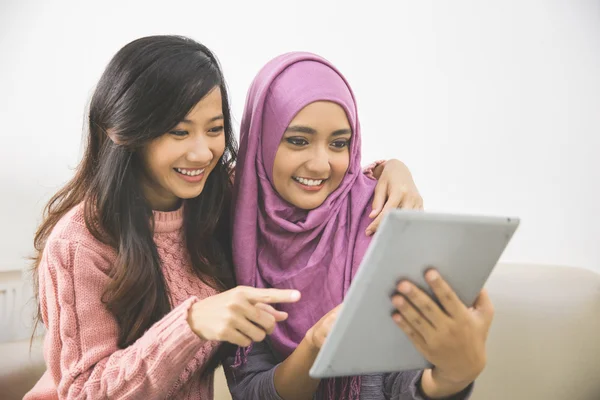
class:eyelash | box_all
[286,137,309,146]
[169,130,188,137]
[331,139,350,149]
[285,137,350,149]
[169,126,224,138]
[208,126,225,135]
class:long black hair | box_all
[32,35,237,349]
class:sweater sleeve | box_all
[223,341,284,400]
[383,371,473,400]
[32,238,210,400]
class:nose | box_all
[304,145,330,175]
[186,135,213,165]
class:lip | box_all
[294,176,328,181]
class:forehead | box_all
[289,101,350,127]
[184,87,223,122]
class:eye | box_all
[208,125,224,136]
[169,130,189,137]
[286,137,309,147]
[331,139,350,149]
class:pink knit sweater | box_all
[25,204,221,399]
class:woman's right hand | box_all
[187,286,301,347]
[304,304,342,350]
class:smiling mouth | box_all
[292,177,326,186]
[174,167,206,176]
[292,176,328,188]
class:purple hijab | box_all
[232,52,377,396]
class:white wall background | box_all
[1,0,599,276]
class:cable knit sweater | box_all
[25,203,221,400]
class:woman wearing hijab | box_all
[226,52,493,400]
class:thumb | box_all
[473,289,494,320]
[255,303,288,322]
[331,303,343,316]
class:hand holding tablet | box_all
[309,210,519,379]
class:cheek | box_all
[211,135,226,160]
[330,152,350,180]
[142,139,179,177]
[272,148,297,190]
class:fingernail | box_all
[398,282,411,294]
[365,229,372,236]
[427,271,439,281]
[393,314,402,323]
[290,291,301,301]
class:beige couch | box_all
[3,263,599,400]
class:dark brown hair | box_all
[32,35,237,349]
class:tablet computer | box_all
[309,210,519,378]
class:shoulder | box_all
[43,203,115,274]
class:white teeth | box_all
[176,168,205,176]
[293,177,324,186]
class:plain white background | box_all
[1,0,599,273]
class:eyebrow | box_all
[181,114,224,124]
[285,125,352,136]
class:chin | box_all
[294,198,327,211]
[175,185,207,200]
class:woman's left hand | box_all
[391,269,494,391]
[366,159,423,236]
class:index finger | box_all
[243,287,301,304]
[425,270,467,318]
